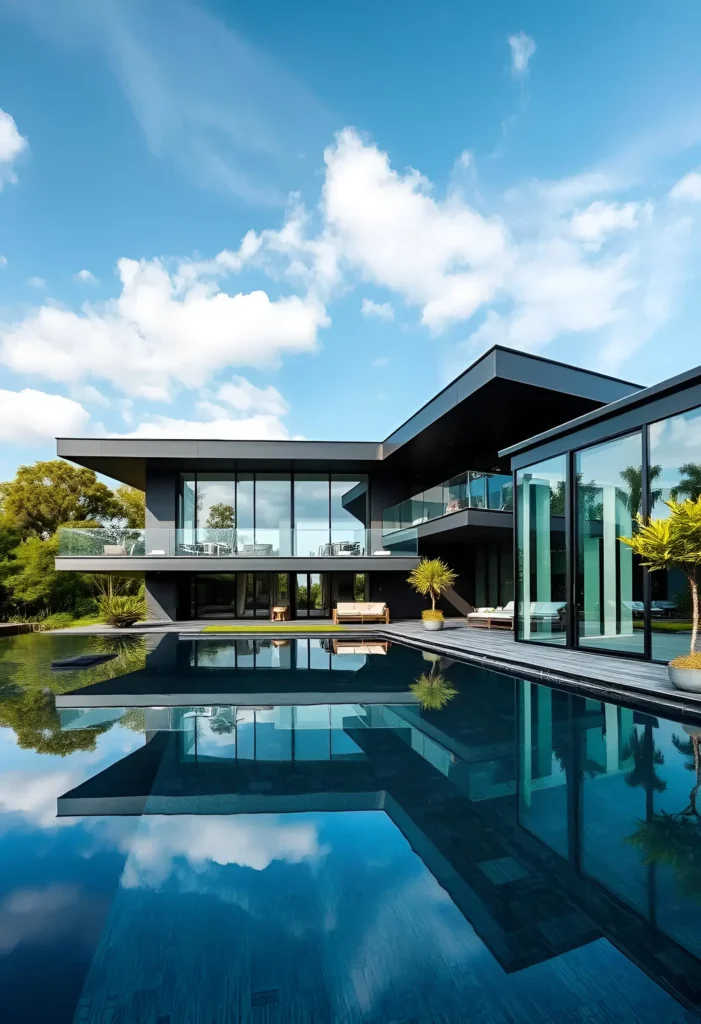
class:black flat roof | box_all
[499,362,701,460]
[57,345,641,487]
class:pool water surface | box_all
[1,632,701,1022]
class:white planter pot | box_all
[668,666,701,692]
[423,619,444,631]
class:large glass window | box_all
[294,475,330,556]
[235,474,254,551]
[197,474,236,530]
[576,432,644,655]
[516,456,567,643]
[649,405,701,661]
[255,474,291,555]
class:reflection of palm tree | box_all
[619,464,662,517]
[672,729,701,814]
[671,463,701,503]
[626,726,701,902]
[622,729,666,794]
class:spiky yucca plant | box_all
[407,557,457,615]
[619,496,701,658]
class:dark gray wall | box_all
[145,573,178,621]
[145,462,177,530]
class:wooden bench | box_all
[332,602,390,624]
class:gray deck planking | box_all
[377,621,701,719]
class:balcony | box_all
[383,471,513,534]
[57,527,418,559]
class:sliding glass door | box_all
[575,432,644,656]
[295,573,330,617]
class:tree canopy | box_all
[0,460,121,537]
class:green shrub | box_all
[421,609,444,622]
[39,612,75,631]
[98,594,146,628]
[73,596,98,618]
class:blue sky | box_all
[2,1,701,485]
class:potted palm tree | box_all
[620,496,701,691]
[407,557,457,631]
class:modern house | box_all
[54,345,638,622]
[503,361,701,664]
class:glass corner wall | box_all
[516,456,567,644]
[575,432,644,656]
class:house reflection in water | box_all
[55,636,701,1016]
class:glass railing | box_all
[57,527,418,557]
[383,471,513,534]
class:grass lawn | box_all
[200,624,348,634]
[633,620,695,633]
[44,614,103,631]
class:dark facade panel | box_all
[507,378,701,471]
[502,363,701,464]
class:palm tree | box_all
[671,462,701,503]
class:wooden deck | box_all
[378,620,701,719]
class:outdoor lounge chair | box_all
[332,602,390,624]
[467,601,514,629]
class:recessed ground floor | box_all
[144,535,515,623]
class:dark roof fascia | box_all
[499,362,701,461]
[56,438,383,462]
[381,344,640,458]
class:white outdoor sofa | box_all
[332,602,390,624]
[467,601,515,629]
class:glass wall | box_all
[576,432,644,655]
[516,455,567,643]
[649,405,701,661]
[294,475,330,556]
[177,472,368,556]
[383,470,512,533]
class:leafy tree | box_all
[115,485,145,528]
[2,534,92,615]
[205,503,236,529]
[671,462,701,503]
[407,557,458,612]
[620,497,701,654]
[0,460,120,537]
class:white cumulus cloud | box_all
[570,200,653,248]
[0,389,90,443]
[74,268,98,284]
[1,256,327,400]
[361,298,394,320]
[323,128,509,333]
[669,169,701,202]
[27,276,46,289]
[508,32,536,76]
[0,108,27,188]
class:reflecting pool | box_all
[1,632,701,1021]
